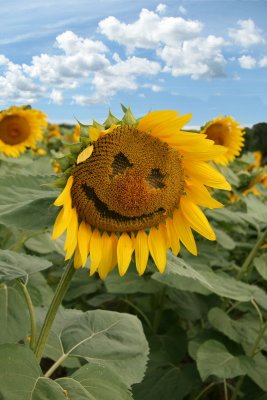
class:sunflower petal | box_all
[77,221,92,266]
[117,232,134,276]
[173,209,197,255]
[135,230,149,275]
[77,145,94,164]
[148,227,167,273]
[184,160,231,190]
[89,229,102,275]
[165,217,180,256]
[54,176,73,206]
[64,208,78,260]
[180,198,216,241]
[98,232,114,279]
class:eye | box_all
[146,168,166,189]
[111,152,133,177]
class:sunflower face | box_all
[53,108,231,278]
[201,116,245,165]
[0,106,47,157]
[71,126,184,232]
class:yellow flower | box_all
[46,124,61,140]
[243,168,267,196]
[0,106,47,157]
[52,110,231,278]
[201,116,245,165]
[247,151,262,172]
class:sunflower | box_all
[52,108,231,278]
[0,106,47,157]
[201,116,245,166]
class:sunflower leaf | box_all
[196,340,254,381]
[0,250,52,283]
[0,285,30,344]
[0,174,58,230]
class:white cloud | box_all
[178,6,187,15]
[23,31,109,89]
[259,56,267,68]
[143,83,163,92]
[98,8,203,52]
[157,35,226,79]
[229,19,265,47]
[74,56,161,104]
[0,58,45,104]
[238,55,257,69]
[50,89,63,104]
[156,3,166,14]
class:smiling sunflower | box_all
[0,106,47,157]
[52,107,231,278]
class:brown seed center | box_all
[0,115,30,145]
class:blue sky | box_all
[0,0,266,127]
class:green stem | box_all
[237,227,267,280]
[17,280,36,350]
[224,379,229,400]
[193,382,216,400]
[34,258,75,362]
[121,298,153,331]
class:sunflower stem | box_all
[17,279,36,350]
[34,258,75,362]
[237,226,267,280]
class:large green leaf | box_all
[214,228,236,250]
[254,254,267,280]
[152,253,211,295]
[246,353,267,391]
[0,285,30,344]
[0,154,54,176]
[165,263,267,309]
[57,364,133,400]
[44,309,149,386]
[0,250,52,283]
[0,344,66,400]
[105,264,163,294]
[25,232,65,255]
[196,340,253,381]
[0,174,58,230]
[208,308,267,351]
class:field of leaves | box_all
[0,118,267,400]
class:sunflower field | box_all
[0,104,267,400]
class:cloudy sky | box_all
[0,0,266,127]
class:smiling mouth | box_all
[82,183,165,222]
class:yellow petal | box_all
[54,176,73,206]
[117,232,134,276]
[77,221,92,266]
[165,218,180,256]
[180,198,216,241]
[77,145,94,164]
[52,208,69,240]
[158,223,170,248]
[98,232,114,279]
[89,229,102,275]
[74,247,83,269]
[89,127,100,141]
[173,209,197,255]
[64,208,78,260]
[110,233,118,271]
[185,179,224,209]
[148,227,167,273]
[135,230,149,275]
[183,160,231,190]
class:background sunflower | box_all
[0,106,47,157]
[201,116,245,166]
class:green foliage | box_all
[0,130,267,399]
